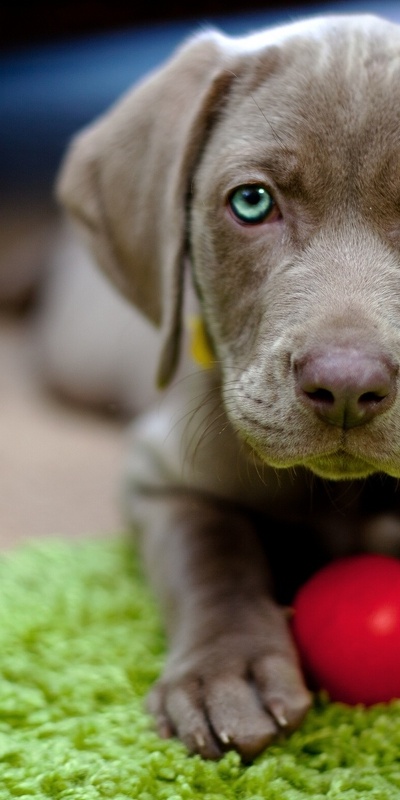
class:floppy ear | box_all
[57,31,234,387]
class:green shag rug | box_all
[1,536,400,799]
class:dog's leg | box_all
[129,487,311,760]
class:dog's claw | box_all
[194,731,206,750]
[269,700,289,729]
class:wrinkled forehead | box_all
[220,19,400,150]
[203,17,400,201]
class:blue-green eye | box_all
[229,185,275,224]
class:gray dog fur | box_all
[48,14,400,759]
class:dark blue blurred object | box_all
[0,1,399,193]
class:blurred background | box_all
[0,1,398,547]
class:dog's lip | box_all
[241,429,399,479]
[248,440,386,479]
[302,450,383,479]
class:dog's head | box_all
[58,14,400,480]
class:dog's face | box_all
[190,19,400,480]
[59,14,400,481]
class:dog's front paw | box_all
[146,634,311,760]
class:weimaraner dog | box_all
[53,13,400,759]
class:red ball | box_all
[291,553,400,705]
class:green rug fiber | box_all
[1,536,400,799]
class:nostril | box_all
[358,391,388,405]
[304,388,335,405]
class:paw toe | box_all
[253,654,312,732]
[206,675,278,759]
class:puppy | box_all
[54,13,400,759]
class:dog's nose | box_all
[295,348,397,429]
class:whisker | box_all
[249,446,269,489]
[186,404,232,468]
[249,92,286,148]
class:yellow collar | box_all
[187,316,214,368]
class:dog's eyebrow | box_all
[242,149,308,200]
[267,158,306,198]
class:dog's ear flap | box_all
[57,32,233,386]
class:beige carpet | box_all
[0,314,125,549]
